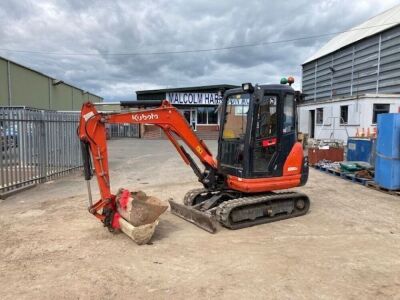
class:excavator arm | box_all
[78,100,219,225]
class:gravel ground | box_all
[0,139,399,299]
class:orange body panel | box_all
[283,142,304,176]
[226,142,304,193]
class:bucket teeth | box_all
[168,199,218,233]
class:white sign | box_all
[228,97,250,106]
[83,111,94,121]
[167,92,222,105]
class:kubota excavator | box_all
[78,79,310,234]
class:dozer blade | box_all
[168,199,218,233]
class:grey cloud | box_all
[0,0,398,100]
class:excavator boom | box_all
[78,99,221,231]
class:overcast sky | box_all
[0,0,399,100]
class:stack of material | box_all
[316,159,341,170]
[340,161,374,179]
[355,169,374,180]
[308,139,344,149]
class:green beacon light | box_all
[280,77,288,84]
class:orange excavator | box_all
[78,80,310,233]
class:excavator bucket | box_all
[168,199,218,233]
[116,189,168,226]
[115,189,168,244]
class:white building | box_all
[298,94,399,141]
[299,5,400,141]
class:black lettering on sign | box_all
[167,92,172,103]
[209,93,214,104]
[204,94,209,104]
[197,93,203,104]
[166,92,228,105]
[168,93,173,104]
[188,93,194,103]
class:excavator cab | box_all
[218,84,298,180]
[172,83,309,232]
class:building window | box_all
[197,107,207,124]
[340,105,348,124]
[316,108,323,124]
[197,107,218,124]
[372,104,390,124]
[207,108,218,124]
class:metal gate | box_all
[108,124,140,138]
[0,107,82,196]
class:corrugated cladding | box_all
[0,56,103,110]
[302,25,400,101]
[0,59,8,102]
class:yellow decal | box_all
[196,145,203,155]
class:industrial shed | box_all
[299,5,400,140]
[0,56,103,196]
[0,56,102,110]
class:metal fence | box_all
[0,107,82,196]
[108,124,140,138]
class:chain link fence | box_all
[0,107,82,196]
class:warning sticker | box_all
[83,111,95,121]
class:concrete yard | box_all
[0,139,399,299]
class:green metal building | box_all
[0,56,102,110]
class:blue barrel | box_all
[375,113,400,190]
[347,138,375,164]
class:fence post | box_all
[39,111,48,182]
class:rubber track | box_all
[183,188,209,206]
[216,191,310,230]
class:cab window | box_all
[283,94,295,133]
[255,95,277,139]
[222,94,250,140]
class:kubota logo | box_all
[132,113,159,122]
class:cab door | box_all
[250,94,279,176]
[250,91,297,178]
